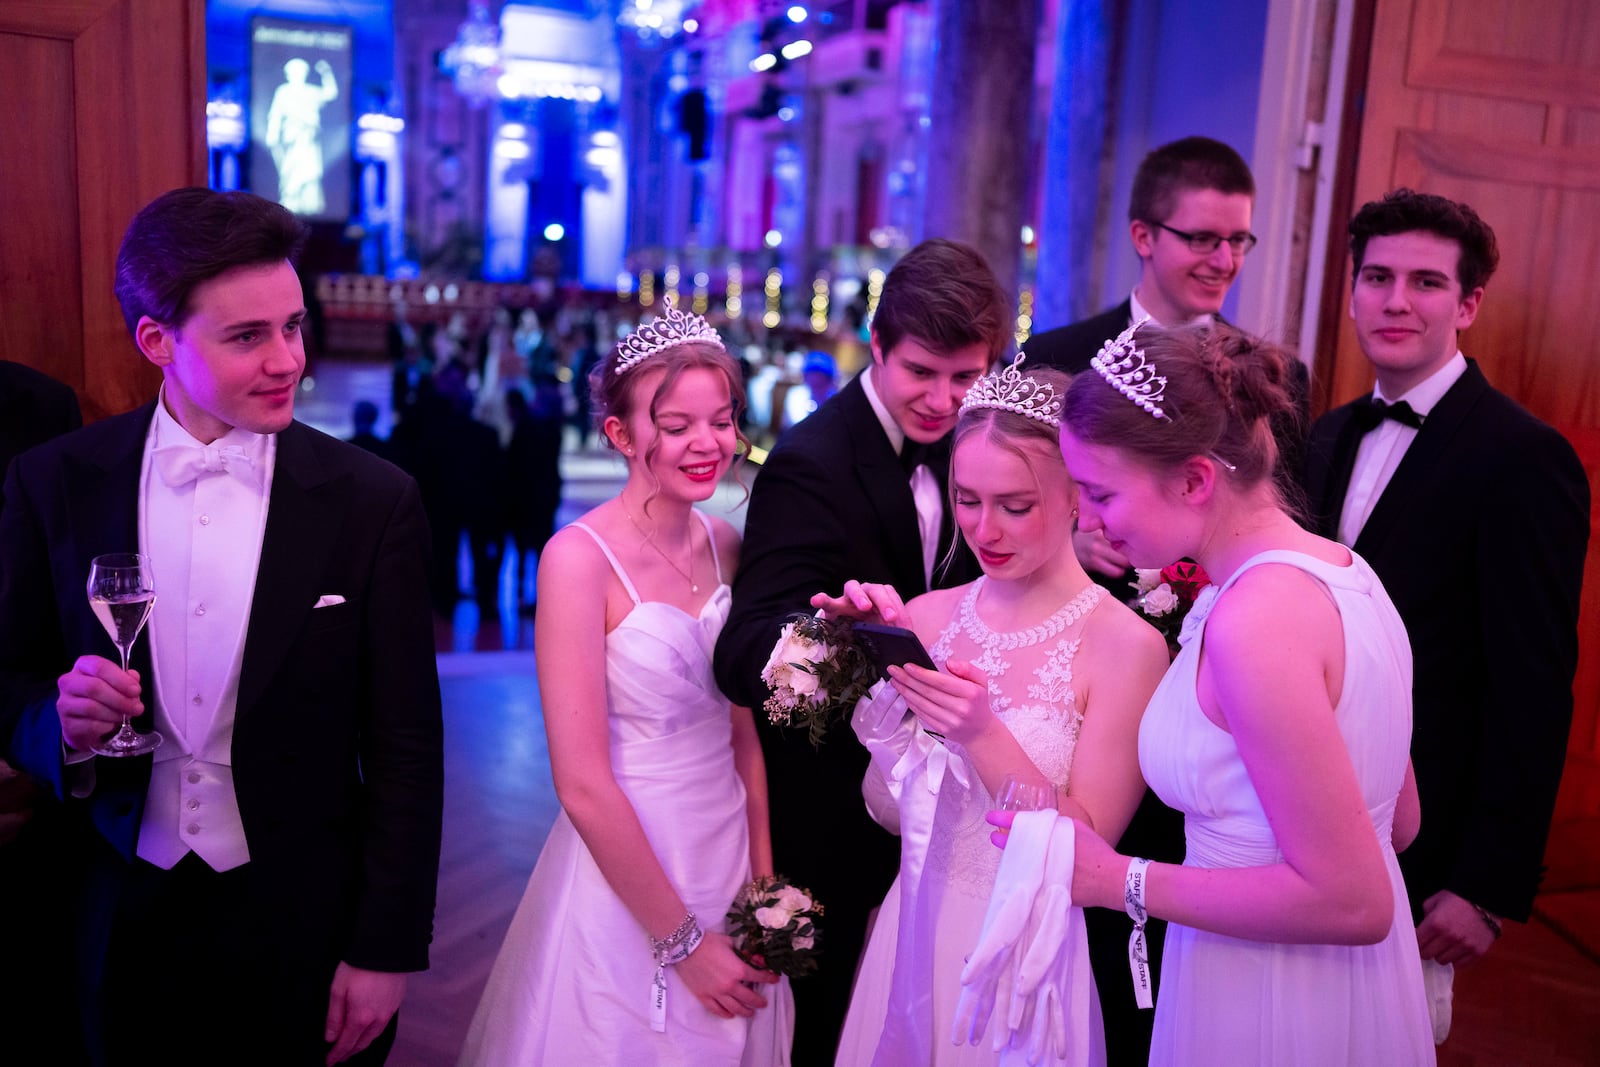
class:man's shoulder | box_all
[12,404,150,471]
[286,420,415,492]
[0,360,77,402]
[1436,367,1578,466]
[1023,303,1131,373]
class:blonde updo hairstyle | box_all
[1061,322,1301,505]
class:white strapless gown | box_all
[459,520,792,1066]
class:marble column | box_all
[921,0,1041,306]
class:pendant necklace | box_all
[624,505,699,593]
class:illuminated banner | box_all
[250,16,352,220]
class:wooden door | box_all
[1320,0,1600,889]
[0,0,206,421]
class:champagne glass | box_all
[87,553,162,758]
[996,773,1058,813]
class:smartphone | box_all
[855,622,937,681]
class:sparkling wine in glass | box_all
[87,553,161,758]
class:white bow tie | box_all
[152,443,261,489]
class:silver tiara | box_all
[960,352,1061,427]
[1090,317,1167,419]
[613,300,725,375]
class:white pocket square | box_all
[313,594,346,609]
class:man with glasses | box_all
[1025,136,1262,1067]
[1027,135,1256,374]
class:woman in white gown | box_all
[459,306,791,1066]
[1042,321,1434,1065]
[822,360,1170,1065]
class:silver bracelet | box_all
[649,911,701,964]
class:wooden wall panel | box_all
[0,0,206,421]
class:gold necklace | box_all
[623,505,699,593]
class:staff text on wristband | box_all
[1124,856,1154,1009]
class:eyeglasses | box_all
[1152,222,1258,255]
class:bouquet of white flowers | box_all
[725,875,824,978]
[760,614,877,744]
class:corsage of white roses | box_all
[760,614,877,745]
[1130,560,1212,658]
[724,875,824,978]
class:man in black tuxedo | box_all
[0,359,84,1059]
[1302,189,1588,1022]
[0,189,443,1066]
[714,238,1006,1061]
[1023,136,1262,1067]
[1026,138,1272,569]
[1025,136,1256,376]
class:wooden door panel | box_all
[0,32,85,399]
[1329,0,1600,888]
[0,0,205,420]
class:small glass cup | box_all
[996,773,1058,813]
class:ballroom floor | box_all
[299,361,1600,1065]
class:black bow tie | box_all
[899,439,929,475]
[1352,396,1425,433]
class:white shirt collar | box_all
[1128,290,1214,329]
[151,385,273,460]
[1374,351,1467,417]
[860,363,907,455]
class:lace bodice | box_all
[925,578,1106,899]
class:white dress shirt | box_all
[861,365,941,587]
[135,393,276,871]
[1338,352,1467,546]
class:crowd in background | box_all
[360,299,848,615]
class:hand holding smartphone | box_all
[855,622,936,681]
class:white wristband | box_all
[1124,857,1154,1009]
[649,918,704,1032]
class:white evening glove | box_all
[953,809,1055,1048]
[1421,959,1453,1044]
[853,680,916,832]
[1003,817,1093,1067]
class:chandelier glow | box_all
[1090,317,1168,419]
[960,353,1061,427]
[613,301,726,375]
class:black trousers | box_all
[95,852,397,1067]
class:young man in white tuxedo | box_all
[0,188,443,1066]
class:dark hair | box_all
[1128,137,1255,224]
[590,337,751,506]
[871,238,1011,363]
[1348,188,1500,293]
[1061,322,1300,498]
[114,188,307,337]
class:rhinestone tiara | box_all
[1090,317,1167,419]
[613,300,725,375]
[960,352,1061,427]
